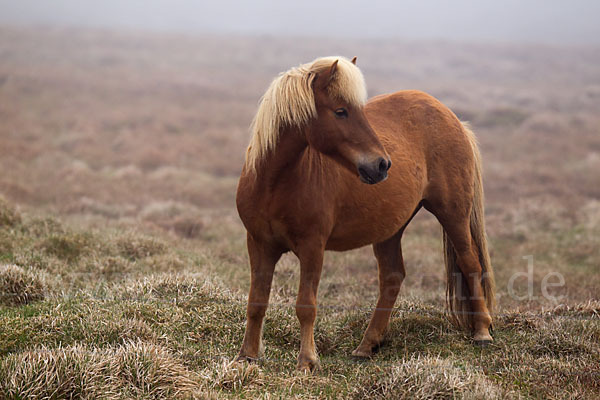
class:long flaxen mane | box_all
[245,56,368,172]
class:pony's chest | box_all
[238,182,333,247]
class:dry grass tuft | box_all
[120,273,227,304]
[96,256,134,277]
[117,234,168,261]
[38,233,90,262]
[104,341,199,398]
[545,300,600,318]
[527,319,597,358]
[0,264,46,306]
[0,342,201,400]
[0,197,21,227]
[85,316,159,345]
[21,216,65,238]
[354,356,506,399]
[143,253,186,273]
[170,216,204,239]
[0,344,100,399]
[202,359,264,392]
[0,229,14,257]
[141,201,204,239]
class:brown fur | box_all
[236,60,495,370]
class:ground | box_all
[0,27,599,399]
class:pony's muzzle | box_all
[358,157,391,184]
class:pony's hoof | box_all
[351,347,372,359]
[297,356,320,373]
[473,331,493,347]
[473,333,493,347]
[235,354,259,363]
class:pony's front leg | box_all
[353,231,405,358]
[295,243,325,372]
[237,234,282,361]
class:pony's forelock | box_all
[245,56,367,172]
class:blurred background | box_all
[2,0,600,43]
[0,1,599,306]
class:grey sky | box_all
[1,0,599,44]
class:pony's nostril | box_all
[386,159,392,171]
[378,158,388,174]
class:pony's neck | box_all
[253,126,313,187]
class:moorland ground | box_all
[0,27,599,398]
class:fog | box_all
[1,0,599,44]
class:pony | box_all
[235,56,495,371]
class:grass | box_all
[1,342,200,399]
[352,355,509,399]
[0,201,598,399]
[0,264,46,306]
[0,197,21,228]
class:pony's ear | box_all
[312,60,338,91]
[329,60,339,75]
[309,71,319,88]
[326,60,339,86]
[351,56,357,65]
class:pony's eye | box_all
[334,108,348,118]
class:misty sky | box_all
[1,0,599,44]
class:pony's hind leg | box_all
[237,234,282,361]
[427,203,494,343]
[352,230,405,358]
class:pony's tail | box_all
[444,123,496,331]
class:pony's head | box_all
[246,56,391,184]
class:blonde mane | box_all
[245,56,368,172]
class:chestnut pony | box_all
[236,56,495,371]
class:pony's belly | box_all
[325,234,387,251]
[326,181,423,251]
[326,211,407,251]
